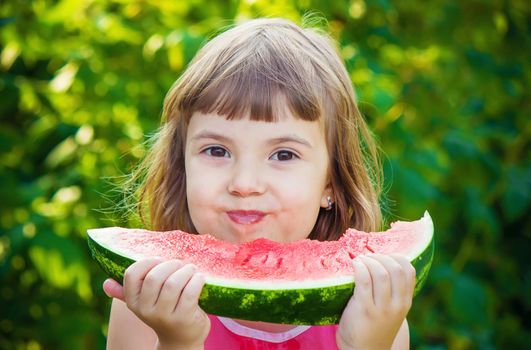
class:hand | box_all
[103,259,210,350]
[337,254,416,350]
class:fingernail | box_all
[194,272,206,284]
[102,279,112,297]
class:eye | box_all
[204,146,230,158]
[270,150,298,161]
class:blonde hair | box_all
[131,18,382,240]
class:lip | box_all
[226,210,266,225]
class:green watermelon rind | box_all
[412,235,434,296]
[87,230,434,325]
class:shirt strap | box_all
[216,316,311,343]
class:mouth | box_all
[226,210,266,225]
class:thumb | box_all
[103,278,125,301]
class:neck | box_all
[233,319,299,333]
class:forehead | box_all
[186,111,327,144]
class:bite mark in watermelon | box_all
[87,211,434,325]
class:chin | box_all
[226,229,274,244]
[233,233,269,244]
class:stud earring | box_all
[326,196,334,211]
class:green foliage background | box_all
[1,0,529,349]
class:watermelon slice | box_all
[87,211,434,325]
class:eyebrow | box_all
[269,135,313,148]
[191,131,232,144]
[190,131,313,148]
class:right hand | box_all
[336,254,414,350]
[103,259,210,350]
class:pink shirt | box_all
[205,315,339,349]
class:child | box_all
[103,18,416,349]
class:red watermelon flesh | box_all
[88,211,433,288]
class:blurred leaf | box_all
[0,17,16,27]
[449,274,491,327]
[44,137,78,168]
[502,166,531,220]
[29,230,92,301]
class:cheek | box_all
[187,174,214,206]
[276,189,321,241]
[185,159,228,224]
[185,161,213,212]
[276,179,323,216]
[275,168,327,203]
[186,176,217,235]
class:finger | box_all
[361,255,392,307]
[372,254,408,303]
[154,264,197,313]
[138,260,185,307]
[174,271,206,316]
[352,258,374,305]
[390,254,416,298]
[123,258,164,305]
[103,278,124,301]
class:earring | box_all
[326,196,334,211]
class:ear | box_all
[320,185,334,209]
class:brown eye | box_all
[205,146,229,158]
[271,150,297,161]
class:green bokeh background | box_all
[1,1,529,349]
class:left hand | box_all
[103,259,210,350]
[336,254,416,350]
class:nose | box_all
[227,160,265,197]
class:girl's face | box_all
[184,111,332,243]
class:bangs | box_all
[178,28,326,123]
[193,68,321,123]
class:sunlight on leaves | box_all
[1,41,20,69]
[53,186,82,204]
[75,125,94,145]
[44,137,78,168]
[29,242,92,301]
[49,62,79,93]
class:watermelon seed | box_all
[366,244,375,253]
[348,251,356,260]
